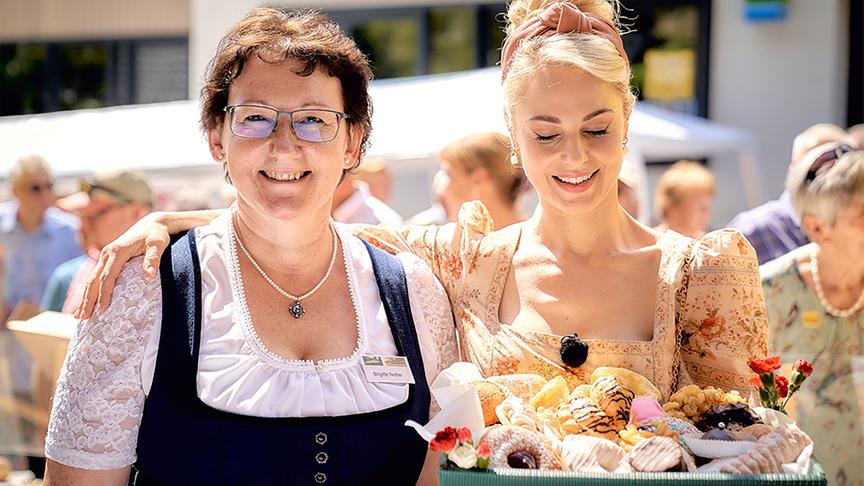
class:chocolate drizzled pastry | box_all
[695,403,762,432]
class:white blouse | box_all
[45,212,458,470]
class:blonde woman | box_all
[654,160,716,238]
[761,144,864,485]
[432,132,527,229]
[78,0,767,399]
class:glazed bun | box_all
[506,0,620,35]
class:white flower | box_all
[448,444,478,469]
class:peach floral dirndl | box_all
[356,202,768,400]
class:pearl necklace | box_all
[810,248,864,318]
[234,218,338,319]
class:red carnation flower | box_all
[748,356,782,375]
[456,427,472,443]
[775,375,789,398]
[430,427,457,453]
[477,442,491,459]
[749,376,762,388]
[793,359,814,377]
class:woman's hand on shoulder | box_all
[75,211,172,319]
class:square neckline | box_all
[490,224,680,346]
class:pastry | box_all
[739,423,775,439]
[557,398,619,440]
[529,375,569,410]
[496,396,541,431]
[627,436,684,472]
[472,380,507,426]
[560,435,630,473]
[567,384,592,401]
[694,402,762,432]
[662,384,745,422]
[629,397,665,426]
[488,374,548,402]
[590,375,635,429]
[481,425,563,470]
[719,423,812,474]
[590,367,661,400]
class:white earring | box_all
[344,158,352,166]
[216,153,224,160]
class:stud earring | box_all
[216,153,224,160]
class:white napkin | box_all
[405,362,486,443]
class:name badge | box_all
[361,354,415,384]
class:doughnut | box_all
[471,380,507,425]
[557,398,619,440]
[488,374,547,402]
[481,425,563,470]
[590,375,635,429]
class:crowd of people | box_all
[0,0,861,485]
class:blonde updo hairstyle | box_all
[503,0,636,121]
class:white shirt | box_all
[332,182,403,225]
[45,212,457,470]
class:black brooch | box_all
[559,333,589,368]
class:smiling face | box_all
[208,56,362,222]
[507,65,627,217]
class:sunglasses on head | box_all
[80,178,134,204]
[27,181,54,193]
[804,144,857,185]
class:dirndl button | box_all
[316,451,329,464]
[315,432,328,445]
[314,472,327,483]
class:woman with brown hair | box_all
[44,9,455,485]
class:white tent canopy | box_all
[0,67,760,222]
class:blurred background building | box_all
[1,0,861,223]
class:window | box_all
[622,0,710,117]
[0,38,188,116]
[331,4,506,80]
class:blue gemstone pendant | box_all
[289,301,305,319]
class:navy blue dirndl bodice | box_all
[131,231,431,485]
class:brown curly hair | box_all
[200,8,374,167]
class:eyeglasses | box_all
[80,178,133,204]
[224,104,350,142]
[27,182,54,193]
[804,144,856,184]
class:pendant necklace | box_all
[234,220,338,319]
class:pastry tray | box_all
[439,462,826,485]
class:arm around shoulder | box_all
[45,260,161,474]
[679,229,769,394]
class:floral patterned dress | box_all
[357,202,768,400]
[762,249,864,486]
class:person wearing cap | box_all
[0,155,81,322]
[41,170,152,314]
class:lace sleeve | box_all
[45,258,162,470]
[679,230,769,395]
[399,253,458,384]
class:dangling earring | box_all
[622,137,629,154]
[510,151,523,169]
